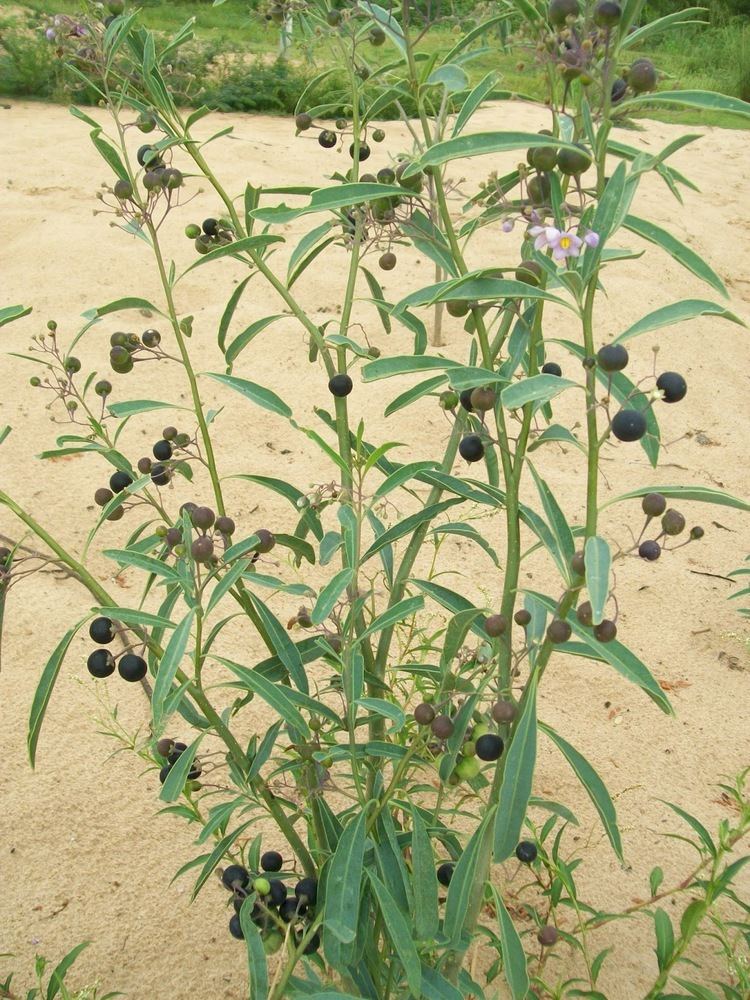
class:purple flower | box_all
[584,230,600,248]
[45,27,57,41]
[502,218,514,233]
[529,225,586,261]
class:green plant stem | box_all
[147,227,226,517]
[581,279,600,537]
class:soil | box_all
[1,98,748,998]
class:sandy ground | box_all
[1,97,749,999]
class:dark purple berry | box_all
[191,506,216,531]
[328,374,353,397]
[459,388,474,412]
[576,601,593,626]
[547,619,572,643]
[137,457,152,475]
[597,344,629,372]
[538,924,559,946]
[109,470,133,493]
[459,435,485,463]
[475,734,504,761]
[656,371,687,403]
[191,537,214,563]
[437,863,454,887]
[549,0,579,25]
[431,715,454,740]
[255,529,275,554]
[202,218,219,236]
[492,700,517,724]
[222,865,250,891]
[485,614,507,637]
[89,616,115,644]
[541,362,562,377]
[594,0,621,27]
[642,492,667,517]
[350,142,371,162]
[118,653,147,682]
[514,609,532,626]
[611,409,647,442]
[515,840,538,863]
[611,77,627,103]
[261,851,283,872]
[229,914,244,940]
[215,516,235,535]
[629,58,657,94]
[593,619,617,643]
[639,540,661,561]
[153,439,172,461]
[279,898,302,922]
[294,877,317,904]
[269,880,288,906]
[662,508,686,536]
[318,130,337,149]
[159,764,171,784]
[413,703,435,726]
[87,649,115,678]
[150,464,170,486]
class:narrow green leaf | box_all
[206,559,251,616]
[107,399,181,418]
[384,376,448,417]
[159,734,204,802]
[527,591,672,713]
[251,183,408,224]
[494,678,538,860]
[502,374,578,410]
[492,888,531,1000]
[362,498,464,561]
[205,373,292,419]
[623,215,727,297]
[529,465,575,574]
[102,548,180,583]
[94,296,164,319]
[312,567,354,625]
[0,304,32,328]
[453,72,498,137]
[46,942,90,1000]
[410,806,439,942]
[539,723,623,861]
[240,899,269,1000]
[243,592,308,692]
[367,872,422,997]
[324,809,369,944]
[661,801,716,858]
[28,623,83,766]
[614,299,744,344]
[373,460,440,498]
[225,314,285,366]
[619,89,750,121]
[654,908,675,972]
[357,595,424,643]
[182,234,283,273]
[217,657,310,737]
[445,811,495,947]
[432,522,501,566]
[600,484,750,513]
[217,275,251,354]
[151,611,194,729]
[91,606,175,629]
[415,131,582,171]
[362,355,461,382]
[584,536,611,626]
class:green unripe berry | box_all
[253,877,271,896]
[185,223,201,239]
[455,756,480,780]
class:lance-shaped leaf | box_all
[584,536,611,626]
[410,806,439,942]
[618,89,750,122]
[494,678,538,860]
[410,131,583,173]
[240,898,269,1000]
[614,299,744,344]
[151,611,195,729]
[216,657,311,737]
[367,872,422,997]
[623,215,727,297]
[251,183,408,224]
[362,355,462,381]
[539,722,623,861]
[502,374,578,410]
[324,809,369,947]
[527,590,672,713]
[312,567,354,625]
[444,809,495,948]
[600,483,750,513]
[491,888,531,1000]
[28,622,84,766]
[361,498,465,561]
[205,373,292,419]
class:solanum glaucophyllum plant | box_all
[2,1,750,997]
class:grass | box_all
[3,1,750,128]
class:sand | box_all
[0,98,749,998]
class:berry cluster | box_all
[156,738,202,789]
[26,322,114,425]
[186,217,235,256]
[109,327,167,375]
[412,697,506,785]
[635,492,703,561]
[86,616,147,682]
[221,859,320,954]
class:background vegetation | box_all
[1,0,749,126]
